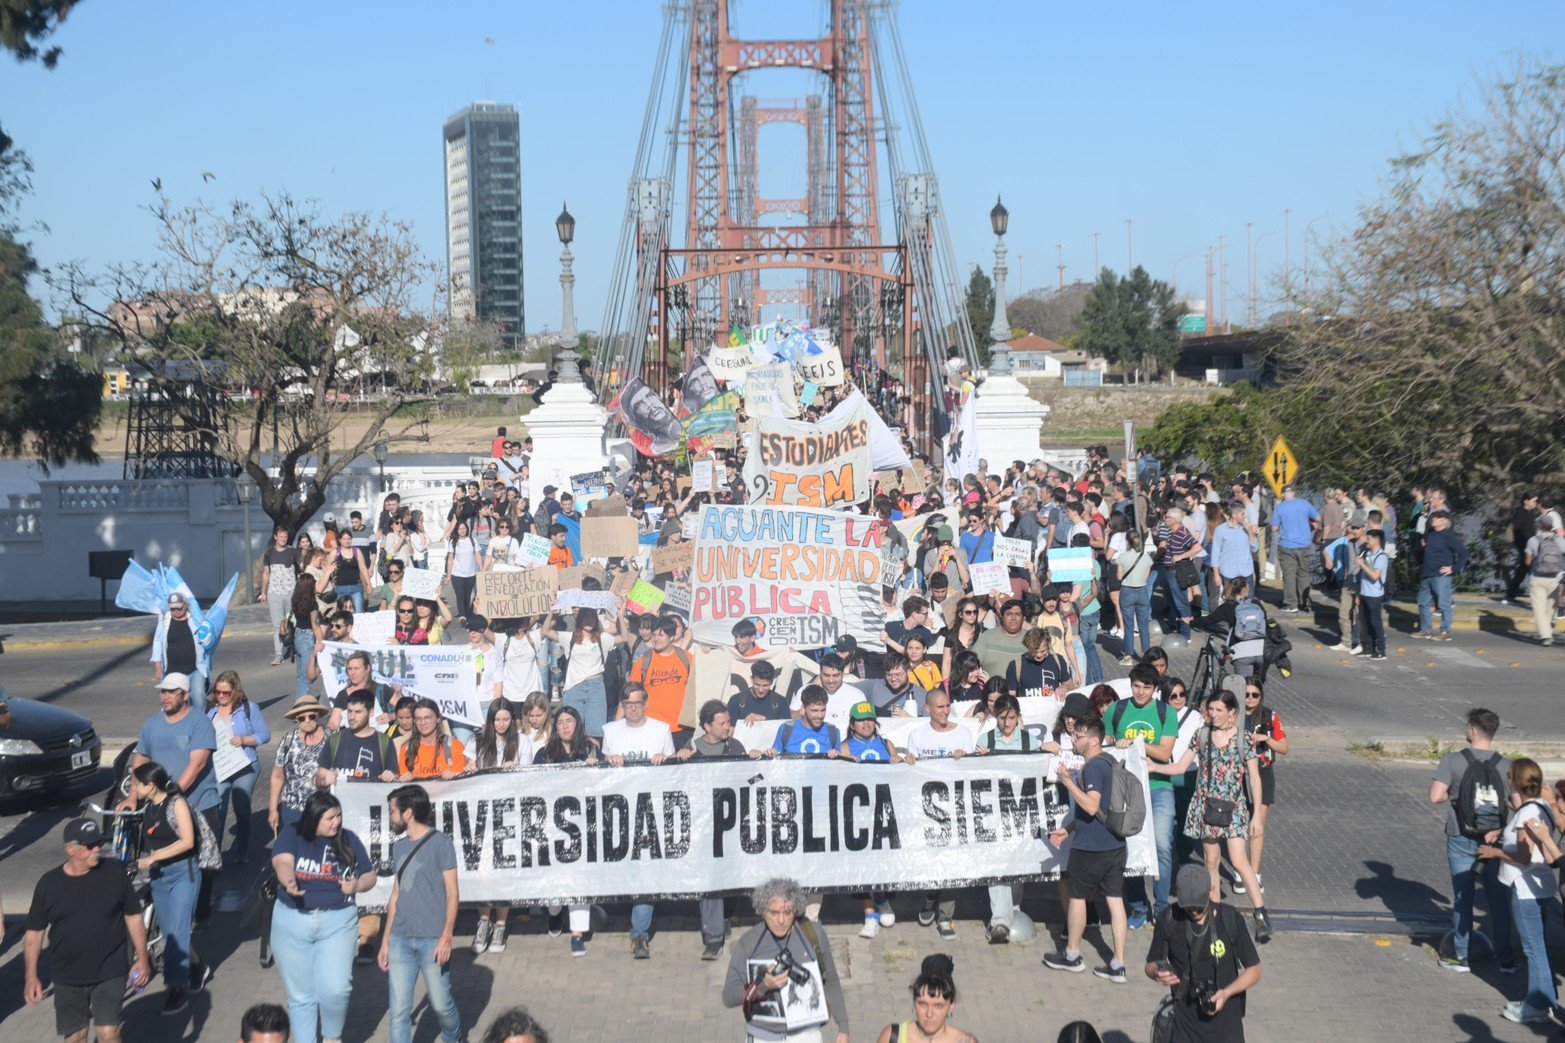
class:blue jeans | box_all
[1419,574,1454,634]
[630,902,654,941]
[1446,834,1513,961]
[336,582,365,614]
[215,764,258,859]
[293,626,315,697]
[1512,892,1557,1011]
[1161,570,1192,637]
[1128,785,1177,915]
[388,934,464,1043]
[269,902,358,1043]
[1078,611,1103,685]
[149,862,200,987]
[564,675,608,738]
[1120,585,1153,657]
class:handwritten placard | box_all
[991,535,1033,569]
[707,346,755,383]
[586,494,628,518]
[627,579,666,614]
[571,470,613,505]
[556,563,608,590]
[793,342,844,387]
[653,541,694,575]
[354,610,396,646]
[581,516,640,560]
[517,533,551,568]
[681,513,701,539]
[662,580,692,613]
[211,715,252,782]
[475,567,559,619]
[692,459,714,493]
[401,567,442,600]
[970,561,1012,596]
[554,589,619,613]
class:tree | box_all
[1009,282,1091,343]
[1278,57,1565,503]
[0,148,100,465]
[61,191,481,537]
[964,266,994,354]
[1074,266,1186,381]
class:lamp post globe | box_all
[555,203,575,246]
[990,195,1009,238]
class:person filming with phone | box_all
[1144,864,1262,1042]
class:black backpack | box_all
[1455,749,1506,838]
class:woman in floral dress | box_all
[1162,686,1273,939]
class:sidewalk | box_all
[0,602,277,651]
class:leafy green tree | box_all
[1074,266,1186,381]
[964,266,994,352]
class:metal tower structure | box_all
[123,366,233,480]
[593,0,978,454]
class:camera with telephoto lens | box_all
[771,948,811,986]
[1190,979,1220,1015]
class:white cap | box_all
[158,672,191,692]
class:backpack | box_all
[984,727,1034,752]
[1110,697,1173,740]
[1534,536,1565,578]
[325,729,395,776]
[1232,598,1267,642]
[630,645,693,684]
[1455,749,1506,838]
[1098,752,1147,840]
[776,720,840,754]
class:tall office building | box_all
[443,101,524,347]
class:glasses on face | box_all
[1245,691,1262,698]
[962,609,977,616]
[1170,689,1187,700]
[296,713,320,722]
[388,570,403,576]
[398,608,415,614]
[214,687,235,695]
[622,699,646,707]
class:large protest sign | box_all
[692,504,885,651]
[706,346,754,383]
[516,533,551,568]
[336,752,1151,908]
[581,516,639,559]
[475,568,558,618]
[1047,547,1095,583]
[742,363,799,418]
[792,343,844,387]
[653,541,693,575]
[627,579,665,614]
[585,494,627,518]
[991,534,1034,569]
[401,567,442,600]
[742,395,873,509]
[315,641,485,727]
[571,470,613,505]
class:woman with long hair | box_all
[445,519,482,620]
[948,650,987,706]
[560,607,621,739]
[940,597,985,681]
[905,633,943,692]
[534,705,599,955]
[207,670,270,864]
[129,763,205,1014]
[471,698,530,956]
[270,791,377,1043]
[259,524,298,666]
[1480,758,1557,1023]
[330,525,372,614]
[397,698,468,780]
[289,574,321,697]
[1115,525,1155,665]
[1241,679,1288,895]
[518,691,552,749]
[1164,687,1272,940]
[407,510,430,570]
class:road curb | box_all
[4,627,275,652]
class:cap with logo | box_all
[849,701,878,721]
[63,817,104,847]
[167,592,188,608]
[1176,863,1212,908]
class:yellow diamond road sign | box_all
[1265,436,1298,498]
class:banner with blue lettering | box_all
[335,750,1155,908]
[314,641,485,727]
[691,503,886,651]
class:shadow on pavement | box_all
[21,645,150,706]
[1354,859,1451,925]
[343,947,496,1043]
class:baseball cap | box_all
[158,672,190,692]
[1176,864,1212,908]
[849,701,877,721]
[1348,512,1367,528]
[167,592,187,608]
[834,635,859,653]
[936,525,954,543]
[63,817,104,847]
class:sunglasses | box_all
[398,608,415,614]
[295,713,320,722]
[214,687,235,695]
[1245,691,1262,697]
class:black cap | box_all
[63,818,104,846]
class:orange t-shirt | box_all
[549,545,575,569]
[399,736,467,777]
[629,650,691,728]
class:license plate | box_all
[71,750,92,769]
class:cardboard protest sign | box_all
[691,504,886,651]
[353,610,396,645]
[991,534,1034,569]
[793,342,844,387]
[653,541,694,575]
[692,459,714,492]
[742,363,799,418]
[627,579,666,614]
[475,568,558,618]
[401,567,442,600]
[712,430,738,450]
[1047,547,1095,584]
[662,580,692,613]
[742,394,873,509]
[516,533,551,568]
[581,515,639,560]
[556,563,608,590]
[969,561,1012,596]
[586,494,627,518]
[611,569,638,596]
[706,345,755,383]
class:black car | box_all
[0,690,102,800]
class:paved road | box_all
[0,613,1561,1039]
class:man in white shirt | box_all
[599,682,673,961]
[902,689,976,941]
[791,654,865,727]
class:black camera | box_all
[1190,979,1220,1015]
[771,948,811,986]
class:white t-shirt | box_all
[906,721,976,759]
[487,535,518,567]
[1499,800,1557,900]
[601,719,675,762]
[471,643,503,696]
[1186,509,1208,546]
[476,732,536,769]
[791,681,867,727]
[564,634,617,690]
[500,629,547,699]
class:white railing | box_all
[0,508,42,538]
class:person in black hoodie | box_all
[1417,509,1469,641]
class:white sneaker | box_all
[858,916,879,939]
[875,899,896,928]
[1350,645,1364,655]
[1327,643,1350,652]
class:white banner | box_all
[837,389,911,472]
[315,641,486,727]
[742,363,799,418]
[401,567,442,600]
[991,534,1034,569]
[793,343,844,387]
[692,504,885,651]
[335,751,1154,908]
[943,395,978,481]
[743,396,873,509]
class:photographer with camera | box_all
[723,877,849,1043]
[1145,865,1261,1043]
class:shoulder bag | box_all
[1201,727,1236,829]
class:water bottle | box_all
[128,964,148,996]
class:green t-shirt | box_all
[973,627,1029,679]
[1109,697,1174,791]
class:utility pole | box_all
[1056,243,1065,292]
[1205,246,1215,336]
[1283,207,1291,326]
[1126,218,1135,271]
[1016,253,1024,298]
[1093,231,1100,276]
[1218,234,1229,333]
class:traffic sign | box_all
[1265,436,1298,498]
[1177,314,1207,334]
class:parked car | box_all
[0,685,102,801]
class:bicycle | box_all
[1189,636,1224,704]
[83,800,166,986]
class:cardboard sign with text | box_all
[581,515,640,560]
[554,589,619,613]
[476,568,558,619]
[793,342,844,387]
[611,569,638,596]
[653,541,694,575]
[586,494,627,518]
[556,563,608,591]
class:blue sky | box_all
[3,0,1560,331]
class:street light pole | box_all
[1125,219,1134,271]
[1093,231,1100,277]
[988,196,1012,366]
[373,441,388,493]
[236,476,254,603]
[1056,242,1065,291]
[1252,230,1277,326]
[554,202,580,383]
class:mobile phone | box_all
[1155,960,1174,975]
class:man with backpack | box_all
[1109,665,1178,931]
[316,690,397,785]
[1043,714,1131,983]
[1523,516,1565,645]
[1145,864,1262,1043]
[1430,707,1515,973]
